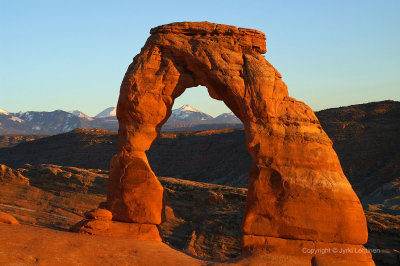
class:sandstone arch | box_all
[105,22,373,264]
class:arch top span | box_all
[117,21,289,152]
[103,21,373,264]
[150,21,267,54]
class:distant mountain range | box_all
[0,105,242,135]
[163,105,241,131]
[94,107,116,118]
[170,105,212,121]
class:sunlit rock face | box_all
[106,21,373,264]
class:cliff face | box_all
[316,100,400,199]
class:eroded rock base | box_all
[107,153,164,224]
[242,235,375,266]
[71,219,162,241]
[71,209,162,241]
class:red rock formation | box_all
[105,21,373,264]
[72,208,161,241]
[84,208,113,221]
[0,164,29,185]
[0,211,19,225]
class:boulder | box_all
[84,208,112,221]
[0,211,19,225]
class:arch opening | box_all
[161,85,243,132]
[149,85,249,186]
[147,85,250,260]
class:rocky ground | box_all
[0,224,205,266]
[0,224,323,266]
[1,163,399,265]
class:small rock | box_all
[208,191,225,205]
[164,206,176,220]
[0,211,20,225]
[84,208,112,221]
[71,219,110,234]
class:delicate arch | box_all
[106,22,370,261]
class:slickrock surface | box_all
[0,164,398,264]
[0,164,247,260]
[0,224,204,266]
[1,224,373,266]
[0,164,108,231]
[108,21,369,263]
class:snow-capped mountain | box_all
[169,105,213,122]
[0,107,118,135]
[95,107,116,118]
[211,112,241,124]
[68,110,93,121]
[162,105,243,131]
[0,105,243,135]
[0,108,9,115]
[0,110,88,135]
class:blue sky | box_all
[1,0,399,117]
